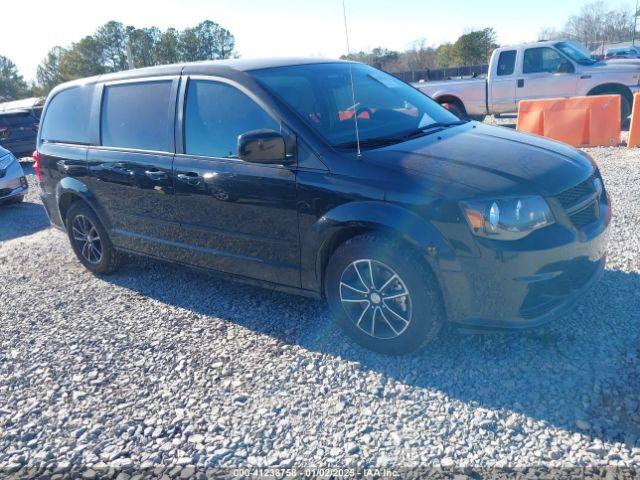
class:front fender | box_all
[55,177,112,230]
[300,200,459,294]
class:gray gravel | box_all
[1,145,640,477]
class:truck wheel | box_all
[324,234,445,355]
[440,101,466,119]
[65,202,123,274]
[621,94,632,128]
[588,87,633,128]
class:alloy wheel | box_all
[339,259,412,340]
[71,214,103,265]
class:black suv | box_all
[0,109,39,157]
[37,59,610,354]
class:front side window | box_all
[523,47,570,73]
[184,80,279,158]
[41,86,94,144]
[497,50,516,76]
[101,81,172,151]
[251,63,459,149]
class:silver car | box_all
[0,146,28,204]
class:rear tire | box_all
[65,202,122,274]
[324,234,445,355]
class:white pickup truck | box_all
[414,40,640,124]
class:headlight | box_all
[0,153,16,170]
[460,196,555,240]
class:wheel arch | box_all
[587,82,633,105]
[302,201,456,298]
[55,177,111,229]
[434,94,467,115]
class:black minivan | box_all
[37,58,610,354]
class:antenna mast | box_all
[342,0,362,159]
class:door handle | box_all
[517,79,525,88]
[145,169,168,181]
[177,172,202,185]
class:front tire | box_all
[324,234,444,355]
[65,202,122,274]
[588,87,633,128]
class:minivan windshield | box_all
[555,41,599,65]
[250,63,461,150]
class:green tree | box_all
[36,47,66,94]
[127,26,161,68]
[156,28,180,64]
[178,27,200,62]
[95,21,128,72]
[453,28,498,65]
[435,43,457,68]
[58,36,106,80]
[192,20,236,60]
[33,19,237,93]
[0,55,30,100]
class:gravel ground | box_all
[1,138,640,478]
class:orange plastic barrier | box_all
[516,95,620,147]
[627,93,640,147]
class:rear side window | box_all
[101,81,172,152]
[0,113,32,127]
[497,50,516,76]
[41,86,94,144]
[184,80,279,158]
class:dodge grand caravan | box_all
[36,59,611,354]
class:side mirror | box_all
[238,129,287,164]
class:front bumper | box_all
[444,190,611,330]
[0,161,28,201]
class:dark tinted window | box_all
[41,86,94,144]
[252,63,459,148]
[497,50,516,76]
[101,81,172,151]
[523,47,566,73]
[0,112,34,127]
[184,80,279,158]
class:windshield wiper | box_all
[419,120,468,131]
[399,120,469,140]
[333,136,407,149]
[333,120,468,150]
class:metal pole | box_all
[634,0,638,46]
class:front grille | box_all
[569,201,599,228]
[556,176,595,209]
[555,175,600,229]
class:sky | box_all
[1,0,627,82]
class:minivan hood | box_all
[363,123,594,198]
